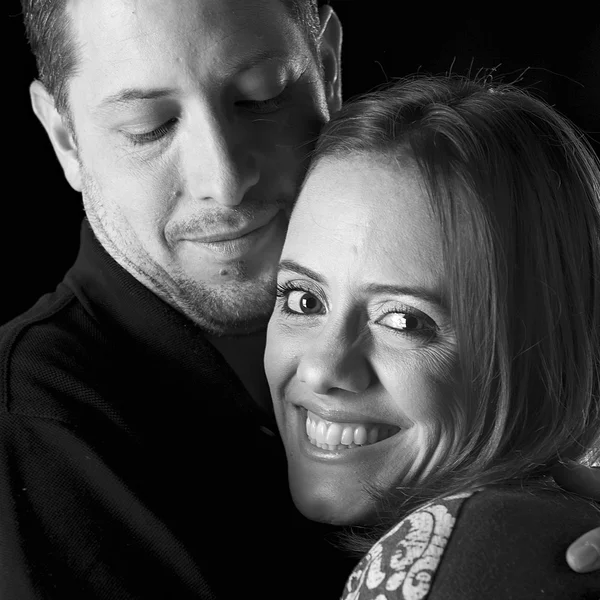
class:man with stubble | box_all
[1,1,598,599]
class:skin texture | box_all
[265,154,460,525]
[30,0,342,335]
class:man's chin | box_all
[172,275,276,335]
[194,303,273,336]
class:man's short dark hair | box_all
[20,0,324,118]
[21,0,78,116]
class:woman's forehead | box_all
[289,155,437,245]
[283,154,444,287]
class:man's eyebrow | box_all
[93,50,301,114]
[278,260,325,285]
[234,48,295,71]
[95,88,177,112]
[363,283,448,312]
[219,48,309,82]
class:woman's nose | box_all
[296,325,372,395]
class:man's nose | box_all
[185,112,260,207]
[296,320,372,396]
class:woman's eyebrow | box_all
[363,283,448,312]
[278,260,325,284]
[278,260,448,312]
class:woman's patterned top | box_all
[340,487,599,599]
[342,492,476,600]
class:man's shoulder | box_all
[0,285,109,422]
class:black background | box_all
[4,1,599,324]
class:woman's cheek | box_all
[265,318,305,388]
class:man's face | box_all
[64,0,336,333]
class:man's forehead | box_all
[67,0,312,112]
[68,0,306,74]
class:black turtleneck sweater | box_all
[0,221,354,600]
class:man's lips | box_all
[180,212,279,243]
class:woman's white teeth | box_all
[305,410,398,450]
[340,426,354,445]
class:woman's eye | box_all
[125,118,178,145]
[377,311,436,336]
[285,290,324,315]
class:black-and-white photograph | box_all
[3,2,599,599]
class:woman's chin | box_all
[290,487,375,526]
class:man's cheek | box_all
[116,153,178,204]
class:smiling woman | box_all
[264,75,600,599]
[267,153,458,525]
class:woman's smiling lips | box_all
[286,402,406,461]
[305,410,399,449]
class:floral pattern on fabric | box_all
[341,491,477,600]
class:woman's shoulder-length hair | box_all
[309,75,600,510]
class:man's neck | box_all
[206,331,273,414]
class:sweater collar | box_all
[63,220,274,424]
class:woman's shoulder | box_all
[341,487,599,600]
[341,490,477,600]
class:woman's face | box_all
[265,154,460,525]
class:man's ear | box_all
[317,4,342,116]
[30,80,82,192]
